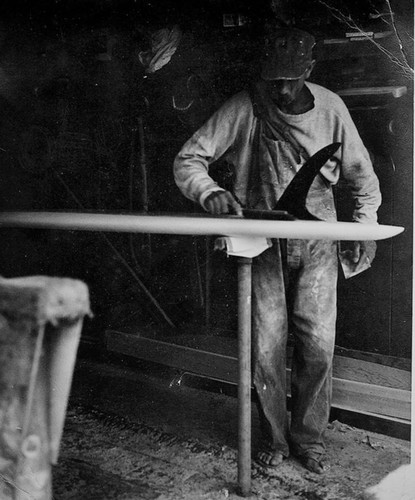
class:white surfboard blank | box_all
[0,211,404,241]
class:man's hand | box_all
[348,240,377,265]
[339,240,377,279]
[204,191,243,216]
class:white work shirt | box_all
[174,82,381,224]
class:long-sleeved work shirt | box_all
[174,81,381,223]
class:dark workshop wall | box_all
[0,0,271,337]
[0,0,413,357]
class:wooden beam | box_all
[294,348,411,391]
[144,334,411,391]
[330,378,409,420]
[105,330,411,425]
[106,331,239,385]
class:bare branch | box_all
[384,0,412,68]
[317,0,413,80]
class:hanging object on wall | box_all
[222,13,250,28]
[138,25,182,74]
[171,73,219,131]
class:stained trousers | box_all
[252,238,338,457]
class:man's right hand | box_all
[204,191,243,216]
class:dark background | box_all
[0,0,413,358]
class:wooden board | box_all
[105,330,411,423]
[0,211,404,241]
[337,86,407,98]
[118,332,411,390]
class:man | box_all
[173,28,381,474]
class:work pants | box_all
[252,238,338,457]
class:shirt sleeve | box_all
[335,101,382,224]
[173,92,248,209]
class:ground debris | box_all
[53,455,162,500]
[361,435,383,450]
[328,420,355,433]
[54,360,410,500]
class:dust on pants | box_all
[252,238,338,457]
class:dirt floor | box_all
[52,356,411,500]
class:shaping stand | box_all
[237,257,253,497]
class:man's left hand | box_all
[350,240,377,265]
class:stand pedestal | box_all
[237,257,253,497]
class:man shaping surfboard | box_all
[173,27,381,474]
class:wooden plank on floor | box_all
[105,330,411,422]
[106,330,239,384]
[331,355,410,391]
[331,378,410,420]
[329,407,410,441]
[113,332,410,391]
[333,346,411,371]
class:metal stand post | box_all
[237,257,252,497]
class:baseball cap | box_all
[261,28,315,80]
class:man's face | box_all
[263,61,315,111]
[264,73,307,109]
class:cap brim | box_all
[261,66,307,81]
